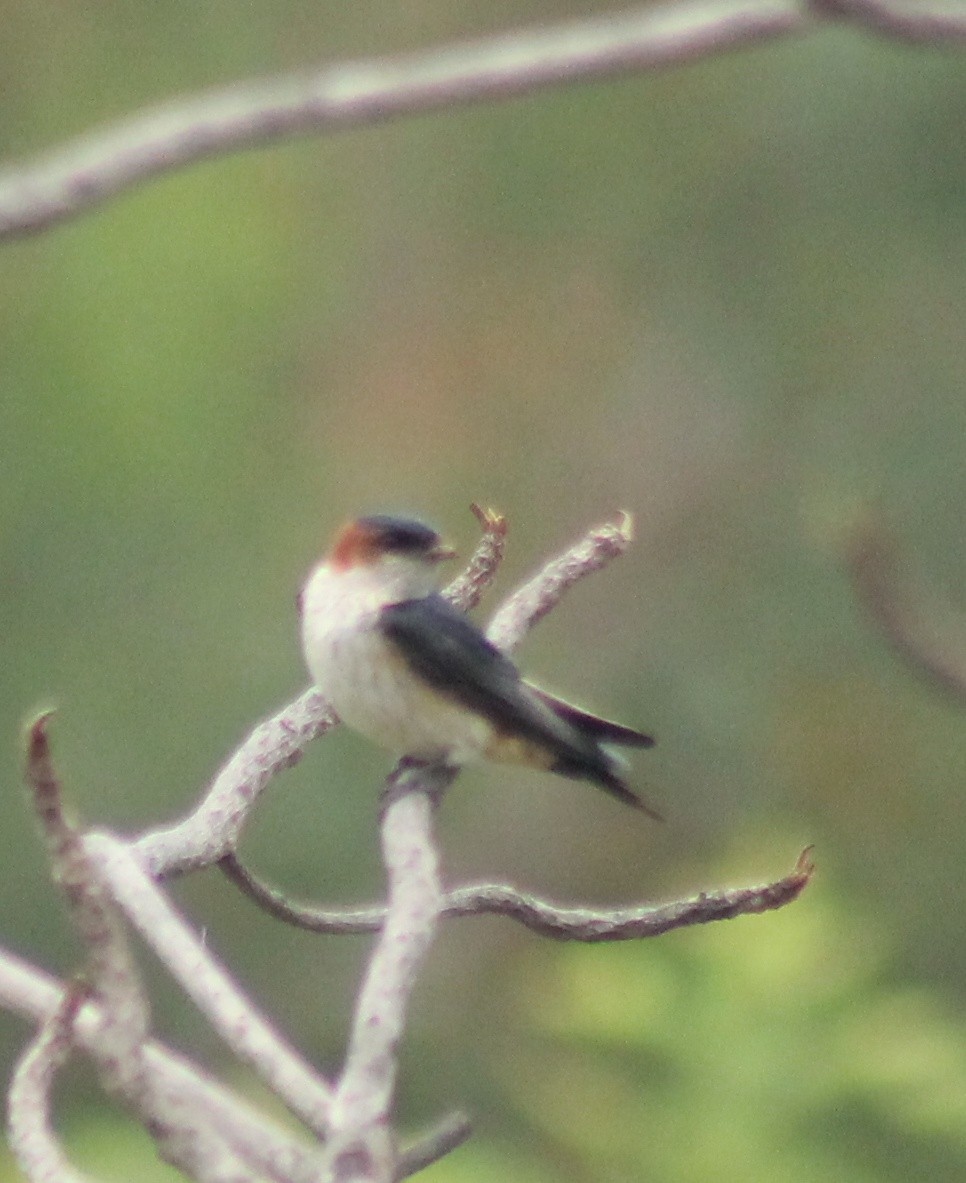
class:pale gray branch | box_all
[4,0,965,240]
[84,830,334,1139]
[325,766,450,1165]
[135,687,337,879]
[7,512,817,1181]
[0,946,320,1183]
[7,989,95,1183]
[23,717,268,1183]
[438,503,508,612]
[0,0,808,239]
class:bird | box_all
[298,514,661,818]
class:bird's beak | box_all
[428,541,457,563]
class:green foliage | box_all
[485,847,966,1182]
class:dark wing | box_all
[379,595,660,817]
[379,595,573,747]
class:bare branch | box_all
[441,503,508,611]
[83,830,335,1138]
[220,508,645,932]
[397,1111,474,1179]
[845,511,966,702]
[220,850,379,932]
[812,0,966,41]
[135,687,337,879]
[24,716,267,1183]
[25,712,150,1097]
[326,765,450,1153]
[440,847,815,939]
[217,848,814,938]
[7,986,95,1183]
[0,0,808,239]
[0,947,321,1183]
[486,511,634,651]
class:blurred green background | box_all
[3,1,966,1179]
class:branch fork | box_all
[5,509,812,1183]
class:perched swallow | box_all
[299,514,660,817]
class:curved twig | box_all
[323,766,450,1166]
[7,986,95,1183]
[11,509,817,1181]
[222,847,815,940]
[486,511,634,651]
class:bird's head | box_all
[326,514,456,599]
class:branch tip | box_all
[398,1110,473,1178]
[794,845,816,879]
[23,708,71,839]
[469,502,507,536]
[24,708,57,765]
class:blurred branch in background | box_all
[1,0,965,240]
[3,516,812,1183]
[845,509,966,703]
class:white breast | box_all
[300,563,491,764]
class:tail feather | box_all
[548,753,664,820]
[532,687,655,748]
[600,772,664,821]
[530,686,662,819]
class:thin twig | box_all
[0,0,809,239]
[397,1111,474,1179]
[7,986,95,1183]
[135,687,337,879]
[441,503,508,611]
[440,848,815,939]
[221,852,378,932]
[845,512,966,702]
[219,847,815,938]
[486,512,634,651]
